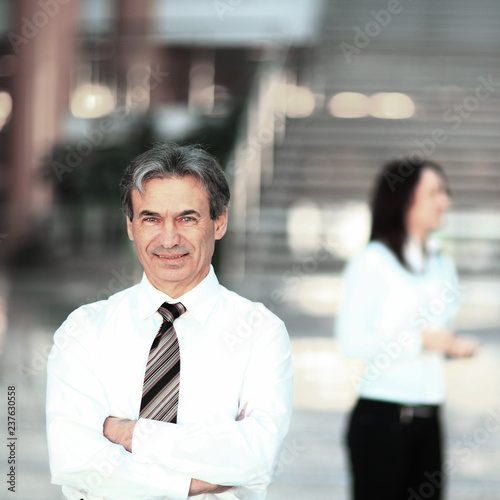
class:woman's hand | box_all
[422,329,479,358]
[447,336,479,357]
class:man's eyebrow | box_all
[137,209,202,218]
[138,210,161,218]
[179,209,201,217]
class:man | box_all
[46,143,294,500]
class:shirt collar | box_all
[137,266,221,325]
[404,237,425,273]
[404,237,441,274]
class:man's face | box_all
[126,175,227,298]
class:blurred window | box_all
[152,0,324,45]
[80,0,114,34]
[0,0,12,36]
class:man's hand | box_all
[189,479,231,496]
[103,416,136,452]
[236,403,251,421]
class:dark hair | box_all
[120,143,230,220]
[369,157,448,267]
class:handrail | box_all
[222,45,291,278]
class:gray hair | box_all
[120,143,230,220]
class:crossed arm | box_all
[102,406,250,496]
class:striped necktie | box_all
[140,302,186,423]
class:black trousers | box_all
[346,398,444,500]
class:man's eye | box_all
[181,217,194,222]
[144,217,158,223]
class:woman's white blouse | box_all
[335,240,460,405]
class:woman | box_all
[336,158,478,500]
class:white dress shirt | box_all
[46,266,294,500]
[335,240,460,405]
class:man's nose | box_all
[158,220,181,248]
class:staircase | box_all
[221,0,500,335]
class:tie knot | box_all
[158,302,186,323]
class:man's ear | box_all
[214,207,228,241]
[126,217,134,241]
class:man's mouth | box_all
[155,253,188,260]
[151,246,190,262]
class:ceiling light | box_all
[369,92,415,119]
[327,92,368,118]
[71,84,115,119]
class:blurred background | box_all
[1,0,500,498]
